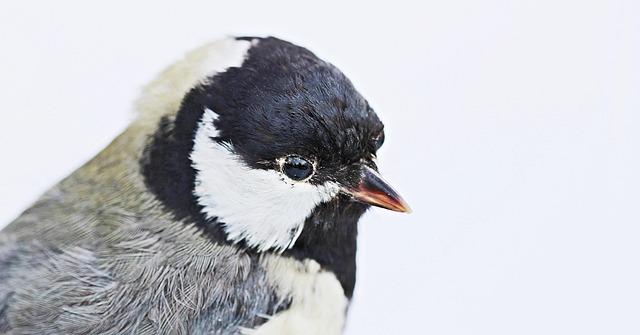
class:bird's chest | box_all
[246,257,349,335]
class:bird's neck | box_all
[284,198,366,298]
[139,118,365,297]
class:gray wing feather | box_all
[0,186,283,335]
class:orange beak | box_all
[343,165,411,213]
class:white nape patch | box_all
[191,108,340,252]
[134,37,252,132]
[244,257,348,335]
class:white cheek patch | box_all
[191,109,340,252]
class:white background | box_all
[1,1,639,334]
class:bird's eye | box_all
[374,132,385,151]
[281,156,314,181]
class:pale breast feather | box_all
[245,256,349,335]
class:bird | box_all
[0,36,410,334]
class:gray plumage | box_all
[1,129,285,334]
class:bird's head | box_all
[140,36,410,253]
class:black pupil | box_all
[374,132,385,151]
[283,156,313,181]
